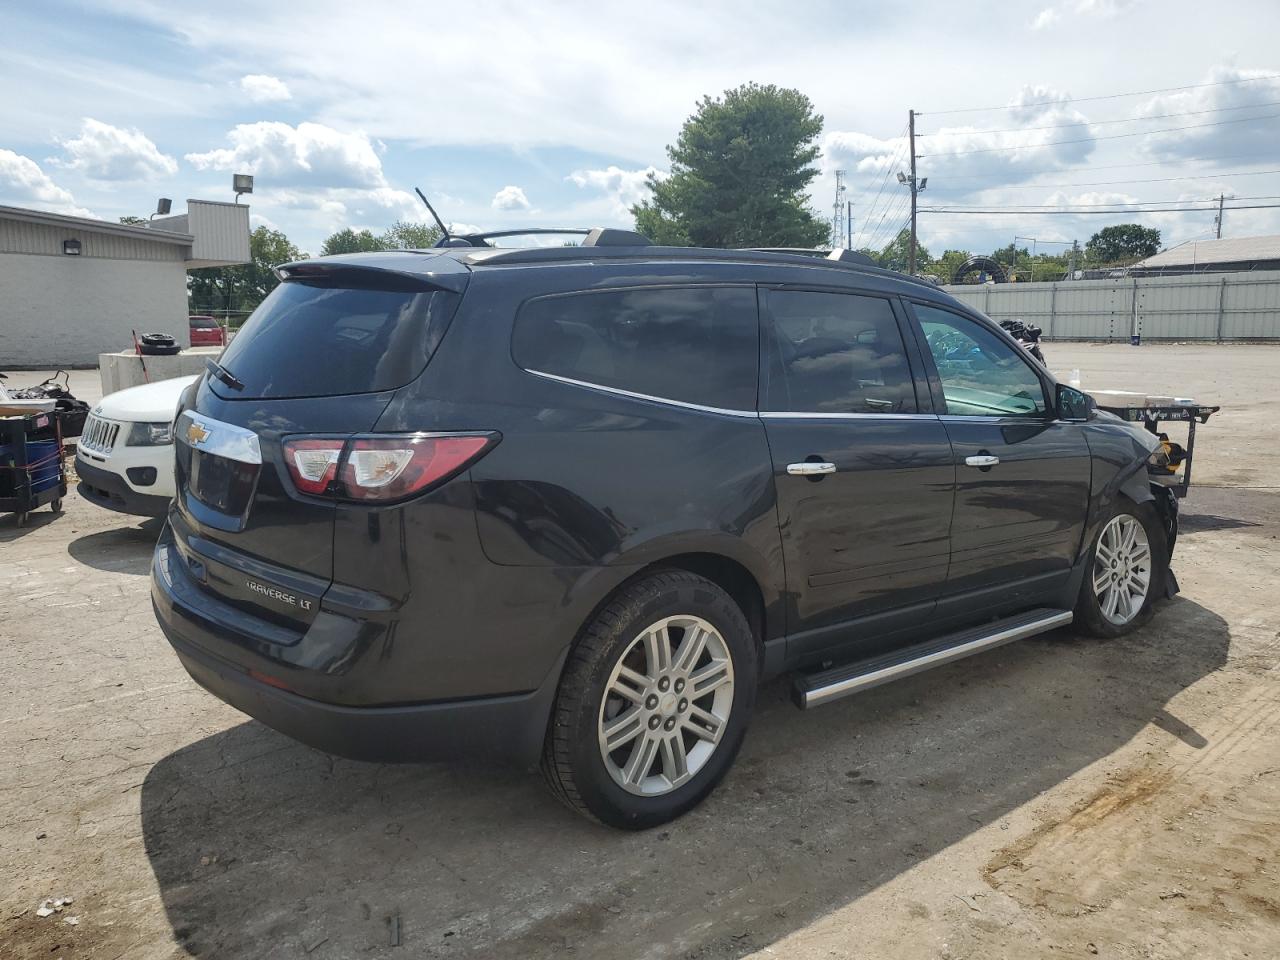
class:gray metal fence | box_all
[941,269,1280,340]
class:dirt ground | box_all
[2,344,1277,960]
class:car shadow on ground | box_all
[139,597,1229,959]
[66,516,164,575]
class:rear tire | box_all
[541,570,757,829]
[1075,500,1167,639]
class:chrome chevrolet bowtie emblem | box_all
[185,420,210,446]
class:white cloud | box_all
[0,149,92,216]
[1134,65,1280,162]
[239,74,292,103]
[1032,0,1141,26]
[53,118,177,181]
[1032,8,1060,29]
[491,185,530,210]
[567,165,664,216]
[186,121,386,188]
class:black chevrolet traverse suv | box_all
[151,229,1177,828]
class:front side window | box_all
[512,286,758,410]
[914,303,1048,417]
[764,290,917,414]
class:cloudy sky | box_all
[3,0,1280,257]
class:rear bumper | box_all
[162,624,563,765]
[150,527,564,766]
[76,457,171,517]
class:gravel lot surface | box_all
[2,344,1277,959]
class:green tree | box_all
[321,228,389,256]
[935,249,972,284]
[631,82,829,248]
[1085,224,1161,265]
[119,215,148,226]
[381,220,442,249]
[873,229,933,274]
[188,226,305,320]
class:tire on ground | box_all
[541,569,757,829]
[1075,498,1168,639]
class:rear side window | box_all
[512,286,758,410]
[215,279,459,399]
[764,290,917,413]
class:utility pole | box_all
[897,111,927,273]
[908,109,918,273]
[1068,239,1079,280]
[846,199,852,250]
[1215,193,1225,239]
[831,170,846,250]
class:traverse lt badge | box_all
[246,578,314,611]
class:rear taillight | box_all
[282,433,497,503]
[284,439,343,496]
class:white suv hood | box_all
[94,375,198,422]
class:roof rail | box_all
[457,244,938,288]
[436,227,652,248]
[742,247,877,267]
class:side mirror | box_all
[1057,384,1095,421]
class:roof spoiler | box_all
[437,227,652,248]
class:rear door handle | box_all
[787,462,837,476]
[964,454,1000,468]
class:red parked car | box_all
[188,315,226,348]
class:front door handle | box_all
[964,454,1000,468]
[787,461,837,476]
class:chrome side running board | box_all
[792,608,1074,710]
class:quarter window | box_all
[512,287,758,410]
[914,304,1048,417]
[764,290,917,414]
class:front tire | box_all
[1075,500,1167,638]
[541,570,757,829]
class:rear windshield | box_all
[189,316,219,329]
[215,279,460,399]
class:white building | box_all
[0,200,250,367]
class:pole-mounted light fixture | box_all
[150,198,172,221]
[233,174,254,203]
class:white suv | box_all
[76,375,196,517]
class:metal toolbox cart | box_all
[0,410,67,526]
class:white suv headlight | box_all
[126,421,174,446]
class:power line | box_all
[920,202,1280,215]
[932,193,1280,210]
[920,73,1280,117]
[926,151,1275,181]
[954,167,1280,191]
[919,111,1280,158]
[851,125,908,247]
[918,98,1280,137]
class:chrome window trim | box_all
[176,410,263,464]
[761,411,939,421]
[523,368,759,418]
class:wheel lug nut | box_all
[646,694,659,709]
[674,679,685,693]
[678,698,688,712]
[648,715,661,730]
[658,677,669,692]
[664,717,676,731]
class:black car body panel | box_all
[151,246,1175,765]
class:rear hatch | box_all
[170,253,469,632]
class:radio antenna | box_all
[414,187,450,241]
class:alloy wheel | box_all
[597,615,734,797]
[1093,514,1152,626]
